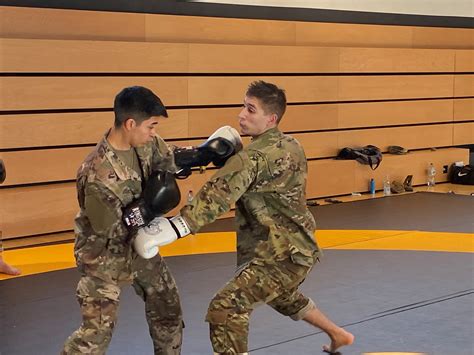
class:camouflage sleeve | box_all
[151,135,177,173]
[84,182,128,239]
[180,151,257,233]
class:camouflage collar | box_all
[251,126,281,141]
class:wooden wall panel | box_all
[2,124,459,187]
[0,6,146,41]
[3,101,454,152]
[2,76,345,111]
[455,50,474,72]
[158,110,191,139]
[0,112,109,149]
[454,75,474,97]
[3,38,468,75]
[307,159,356,198]
[337,99,453,128]
[188,44,339,73]
[338,75,454,101]
[0,168,223,239]
[453,122,474,145]
[412,27,474,49]
[295,22,413,48]
[188,76,339,105]
[0,183,78,239]
[0,138,198,186]
[187,108,241,138]
[337,124,454,152]
[453,98,474,122]
[354,148,470,191]
[187,105,339,137]
[0,148,469,239]
[0,75,460,112]
[292,132,339,158]
[1,6,472,50]
[0,147,92,186]
[202,101,455,132]
[0,77,188,111]
[1,39,340,74]
[0,39,189,73]
[0,111,189,149]
[145,13,296,45]
[280,105,339,132]
[339,48,454,73]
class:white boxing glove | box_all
[133,215,191,259]
[207,126,243,153]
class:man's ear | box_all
[268,113,278,126]
[124,117,136,131]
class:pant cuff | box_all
[290,298,316,321]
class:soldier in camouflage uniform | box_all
[62,86,183,354]
[179,81,354,354]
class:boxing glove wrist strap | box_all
[170,215,191,238]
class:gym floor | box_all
[1,191,473,355]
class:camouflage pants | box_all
[205,258,315,354]
[62,254,183,355]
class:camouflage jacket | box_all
[74,131,175,281]
[181,127,321,268]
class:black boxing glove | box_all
[123,171,181,231]
[0,159,5,184]
[174,126,242,177]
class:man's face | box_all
[129,116,160,147]
[238,96,276,137]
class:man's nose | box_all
[238,108,246,120]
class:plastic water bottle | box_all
[187,190,194,204]
[427,163,436,187]
[369,178,376,196]
[383,175,391,196]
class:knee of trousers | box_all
[205,306,251,327]
[142,289,183,324]
[205,307,251,354]
[205,295,252,325]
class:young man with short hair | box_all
[62,86,183,354]
[134,81,354,354]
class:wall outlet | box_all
[443,165,448,173]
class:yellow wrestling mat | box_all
[1,229,473,280]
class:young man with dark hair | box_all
[62,86,182,355]
[133,81,354,354]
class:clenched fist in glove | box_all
[123,170,180,230]
[133,215,191,259]
[174,126,242,178]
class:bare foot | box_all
[322,328,354,354]
[0,260,21,275]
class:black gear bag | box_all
[336,145,383,170]
[449,164,474,185]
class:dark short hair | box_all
[246,81,287,123]
[113,86,168,128]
